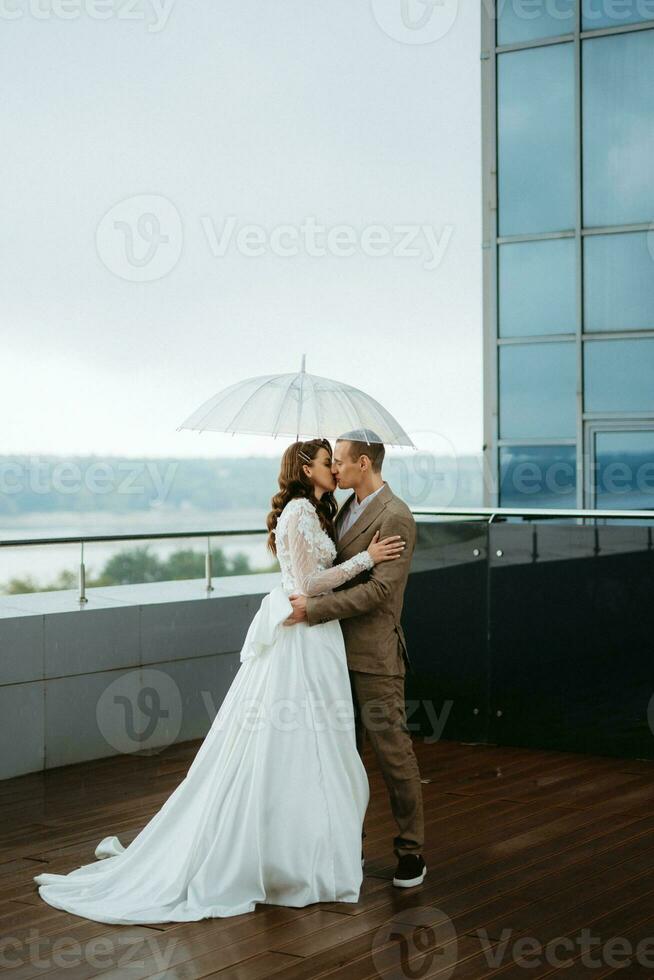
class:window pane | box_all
[498,0,576,44]
[583,30,654,227]
[584,232,654,332]
[498,44,576,236]
[582,0,654,30]
[595,430,654,511]
[585,338,654,412]
[499,238,576,337]
[500,445,577,508]
[500,342,577,438]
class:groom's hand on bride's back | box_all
[283,594,307,625]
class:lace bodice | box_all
[274,497,374,595]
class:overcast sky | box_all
[2,0,481,460]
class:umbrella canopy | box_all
[177,355,415,448]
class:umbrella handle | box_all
[296,353,307,441]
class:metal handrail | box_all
[411,505,654,520]
[0,529,266,548]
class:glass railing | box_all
[0,528,275,601]
[2,505,652,601]
[404,505,654,759]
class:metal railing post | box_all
[205,536,214,592]
[79,540,88,604]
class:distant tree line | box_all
[3,544,279,595]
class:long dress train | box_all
[34,496,371,924]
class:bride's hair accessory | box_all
[266,438,336,556]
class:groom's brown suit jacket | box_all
[305,482,416,676]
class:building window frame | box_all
[482,1,654,509]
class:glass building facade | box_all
[481,2,654,511]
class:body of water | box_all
[0,508,273,591]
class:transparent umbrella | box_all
[177,355,415,448]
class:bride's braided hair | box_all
[266,439,337,556]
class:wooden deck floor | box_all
[1,738,654,979]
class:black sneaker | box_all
[392,853,427,888]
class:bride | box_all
[34,437,405,924]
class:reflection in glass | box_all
[500,445,577,508]
[500,342,577,439]
[583,30,654,227]
[498,0,575,44]
[498,44,575,236]
[595,430,654,511]
[582,0,654,30]
[499,238,576,337]
[584,232,654,332]
[585,338,654,413]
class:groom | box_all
[284,429,426,888]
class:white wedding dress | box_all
[34,497,371,924]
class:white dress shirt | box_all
[337,483,386,542]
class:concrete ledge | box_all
[0,571,281,617]
[0,573,281,780]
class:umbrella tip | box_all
[300,353,306,373]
